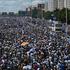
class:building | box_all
[48,0,58,11]
[58,0,64,10]
[26,7,32,16]
[37,3,45,18]
[48,0,55,11]
[45,3,48,12]
[64,0,70,9]
[38,3,45,10]
[47,0,70,11]
[67,0,70,9]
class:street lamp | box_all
[66,0,68,36]
[65,0,68,48]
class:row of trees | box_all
[0,11,27,16]
[0,8,70,24]
[32,8,70,24]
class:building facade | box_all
[45,3,48,12]
[48,0,55,11]
[64,0,70,9]
[58,0,64,9]
[47,0,70,11]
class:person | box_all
[41,63,47,70]
[32,63,40,70]
[23,64,32,70]
[59,63,65,70]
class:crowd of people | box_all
[0,16,70,70]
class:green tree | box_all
[32,7,38,18]
[43,11,52,19]
[53,9,60,21]
[59,8,66,23]
[18,11,26,16]
[67,9,70,24]
[2,12,7,16]
[8,12,15,16]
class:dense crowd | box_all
[0,16,70,70]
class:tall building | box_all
[48,0,58,11]
[44,2,48,12]
[64,0,70,9]
[48,0,54,11]
[58,0,64,9]
[38,4,45,10]
[47,0,70,11]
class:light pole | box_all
[65,1,68,69]
[30,7,32,17]
[65,0,68,48]
[66,0,68,36]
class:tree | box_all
[43,11,52,19]
[53,9,60,21]
[18,11,26,16]
[32,7,38,18]
[2,12,7,16]
[59,8,66,23]
[67,9,70,24]
[8,12,15,16]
